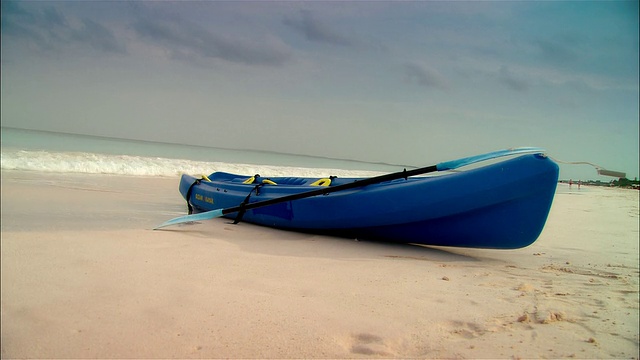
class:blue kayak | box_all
[177,154,558,249]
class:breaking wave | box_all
[0,149,383,178]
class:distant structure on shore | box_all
[559,178,639,190]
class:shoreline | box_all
[1,170,638,358]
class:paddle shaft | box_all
[218,165,438,216]
[217,146,546,216]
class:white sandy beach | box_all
[1,170,638,359]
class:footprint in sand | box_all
[349,333,393,356]
[449,321,486,339]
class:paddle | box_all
[547,158,626,178]
[154,147,545,230]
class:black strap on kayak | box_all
[233,183,264,224]
[185,178,202,215]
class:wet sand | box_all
[1,170,638,358]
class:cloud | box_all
[1,1,49,47]
[534,38,580,66]
[70,18,126,54]
[132,14,291,66]
[497,65,530,91]
[1,1,126,55]
[403,62,449,91]
[283,10,355,46]
[42,6,67,27]
[0,1,34,21]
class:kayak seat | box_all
[276,177,307,186]
[234,176,335,186]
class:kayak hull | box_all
[179,154,559,249]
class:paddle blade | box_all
[153,209,224,230]
[597,169,626,178]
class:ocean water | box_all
[1,127,406,178]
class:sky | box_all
[1,1,638,180]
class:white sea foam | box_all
[0,149,384,178]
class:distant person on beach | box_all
[569,179,573,188]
